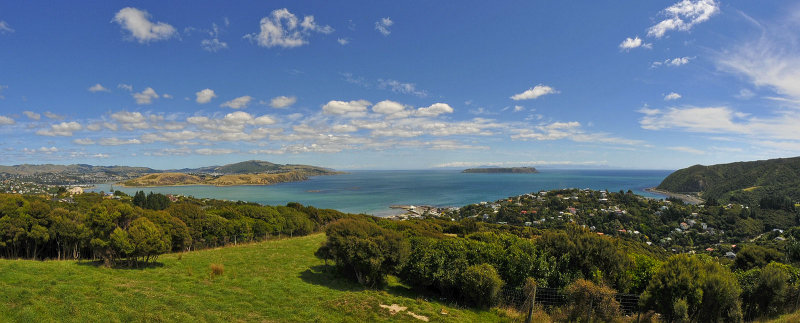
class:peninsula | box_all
[120,160,341,187]
[462,167,538,174]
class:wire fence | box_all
[500,286,642,315]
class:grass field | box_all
[0,234,511,322]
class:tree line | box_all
[0,192,355,266]
[317,217,800,322]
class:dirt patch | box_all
[407,311,430,321]
[379,304,407,315]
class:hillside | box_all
[0,234,510,322]
[121,160,341,187]
[462,167,538,174]
[657,156,800,203]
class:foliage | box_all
[656,156,800,203]
[0,193,352,265]
[738,262,799,320]
[460,263,505,308]
[318,218,409,287]
[562,279,621,322]
[0,234,509,322]
[641,254,743,322]
[734,245,785,270]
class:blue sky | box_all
[1,1,799,170]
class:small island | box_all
[462,167,538,174]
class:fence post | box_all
[525,285,537,323]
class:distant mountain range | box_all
[657,156,800,204]
[0,160,340,186]
[462,167,538,174]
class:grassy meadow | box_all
[0,234,512,322]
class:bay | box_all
[91,169,672,216]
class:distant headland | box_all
[462,167,538,174]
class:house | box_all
[680,222,690,230]
[725,252,737,258]
[67,186,84,195]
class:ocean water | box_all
[91,169,672,216]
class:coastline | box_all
[645,187,704,204]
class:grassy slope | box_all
[0,234,509,322]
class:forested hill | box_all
[657,156,800,203]
[176,160,338,176]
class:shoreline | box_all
[645,187,704,204]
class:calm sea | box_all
[91,169,672,216]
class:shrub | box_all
[739,262,795,319]
[641,254,742,322]
[562,279,621,322]
[210,263,224,276]
[459,263,504,308]
[318,218,409,288]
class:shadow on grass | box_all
[77,260,164,270]
[298,265,426,299]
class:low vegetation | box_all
[0,234,511,322]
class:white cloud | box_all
[270,95,297,108]
[38,147,58,153]
[337,38,349,45]
[735,89,755,100]
[668,146,705,154]
[647,0,719,38]
[100,138,142,146]
[244,8,333,48]
[73,138,96,145]
[375,17,393,36]
[652,56,692,68]
[510,84,559,101]
[372,100,407,115]
[0,85,6,99]
[201,23,228,52]
[111,111,146,123]
[619,36,651,51]
[23,111,41,120]
[88,83,110,93]
[220,95,253,109]
[195,148,237,155]
[377,79,427,97]
[36,121,82,136]
[201,38,227,52]
[44,112,64,120]
[664,92,682,100]
[0,116,14,125]
[322,100,371,116]
[717,28,800,101]
[513,105,525,112]
[112,7,177,43]
[162,93,173,99]
[0,21,14,34]
[92,153,111,158]
[416,103,454,117]
[133,87,159,104]
[118,83,133,92]
[511,121,643,145]
[195,88,217,104]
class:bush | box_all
[734,245,784,270]
[317,218,409,287]
[210,263,224,276]
[641,254,742,322]
[562,279,621,322]
[459,263,504,308]
[739,262,795,320]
